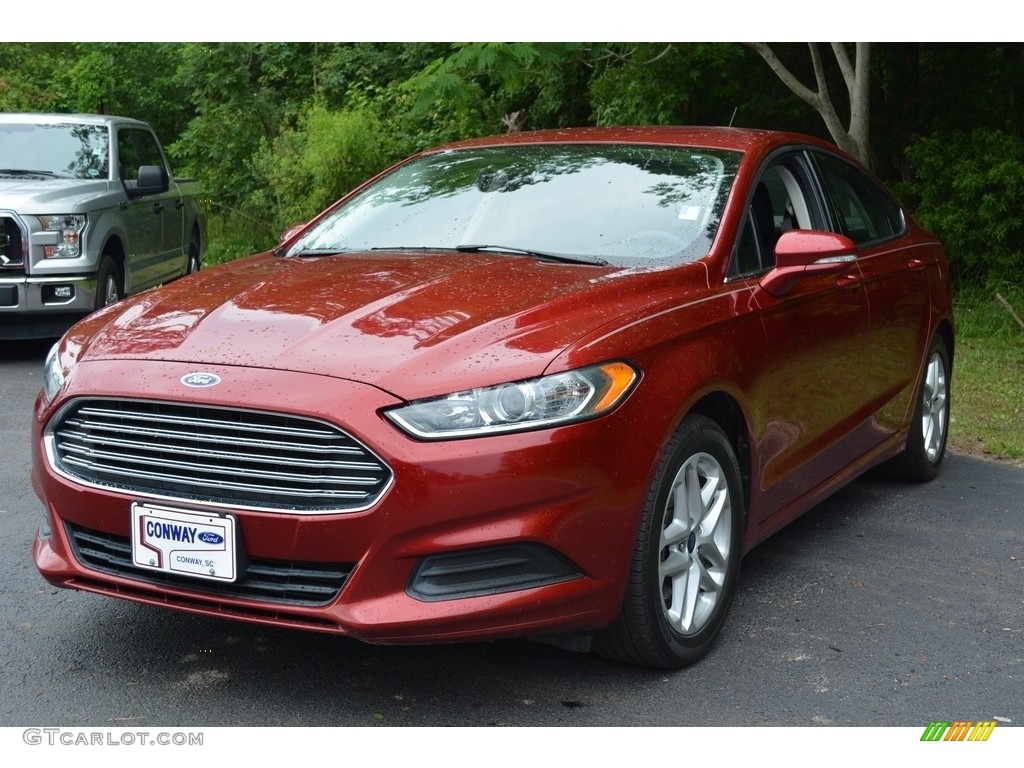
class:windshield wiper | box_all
[369,246,445,252]
[283,248,357,258]
[0,168,58,177]
[455,243,608,266]
[283,245,443,258]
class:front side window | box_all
[730,152,819,277]
[288,144,742,268]
[117,128,166,180]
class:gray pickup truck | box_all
[0,113,205,339]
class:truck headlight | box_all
[385,361,639,440]
[39,214,86,259]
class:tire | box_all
[594,415,745,669]
[186,236,201,275]
[95,254,123,309]
[878,335,951,482]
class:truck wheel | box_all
[95,255,123,309]
[186,236,201,275]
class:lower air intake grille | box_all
[66,523,352,606]
[48,399,392,512]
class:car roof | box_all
[422,125,841,156]
[0,112,149,128]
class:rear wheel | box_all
[879,335,951,482]
[186,236,201,275]
[95,254,123,309]
[595,415,744,668]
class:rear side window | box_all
[812,151,906,247]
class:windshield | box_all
[288,144,741,268]
[0,122,109,179]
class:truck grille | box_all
[66,522,353,606]
[0,214,25,269]
[47,399,392,513]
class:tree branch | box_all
[745,43,820,108]
[746,42,871,164]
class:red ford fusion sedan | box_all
[31,127,953,668]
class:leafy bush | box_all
[900,128,1024,286]
[251,102,393,230]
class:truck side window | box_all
[118,129,165,184]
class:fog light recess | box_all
[407,543,582,601]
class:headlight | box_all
[385,361,639,440]
[42,342,65,402]
[39,214,86,259]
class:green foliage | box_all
[400,42,587,133]
[0,43,75,111]
[252,101,393,228]
[61,44,189,138]
[589,44,747,126]
[950,286,1024,461]
[900,128,1024,285]
[953,283,1024,339]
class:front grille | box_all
[1,214,25,269]
[66,522,353,606]
[48,399,392,512]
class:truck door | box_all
[117,127,183,290]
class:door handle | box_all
[152,203,164,214]
[836,273,861,288]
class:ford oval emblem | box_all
[198,532,225,545]
[181,372,221,388]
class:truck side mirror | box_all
[128,165,170,198]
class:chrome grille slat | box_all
[64,412,367,455]
[57,435,385,477]
[49,399,393,512]
[60,455,374,499]
[74,405,341,440]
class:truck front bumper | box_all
[0,275,97,339]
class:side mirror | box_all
[128,165,170,198]
[759,230,858,296]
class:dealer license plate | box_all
[131,502,238,582]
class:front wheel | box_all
[95,254,123,310]
[595,415,745,668]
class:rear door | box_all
[809,150,933,436]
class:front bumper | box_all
[0,275,98,339]
[32,358,658,643]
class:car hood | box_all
[70,251,707,400]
